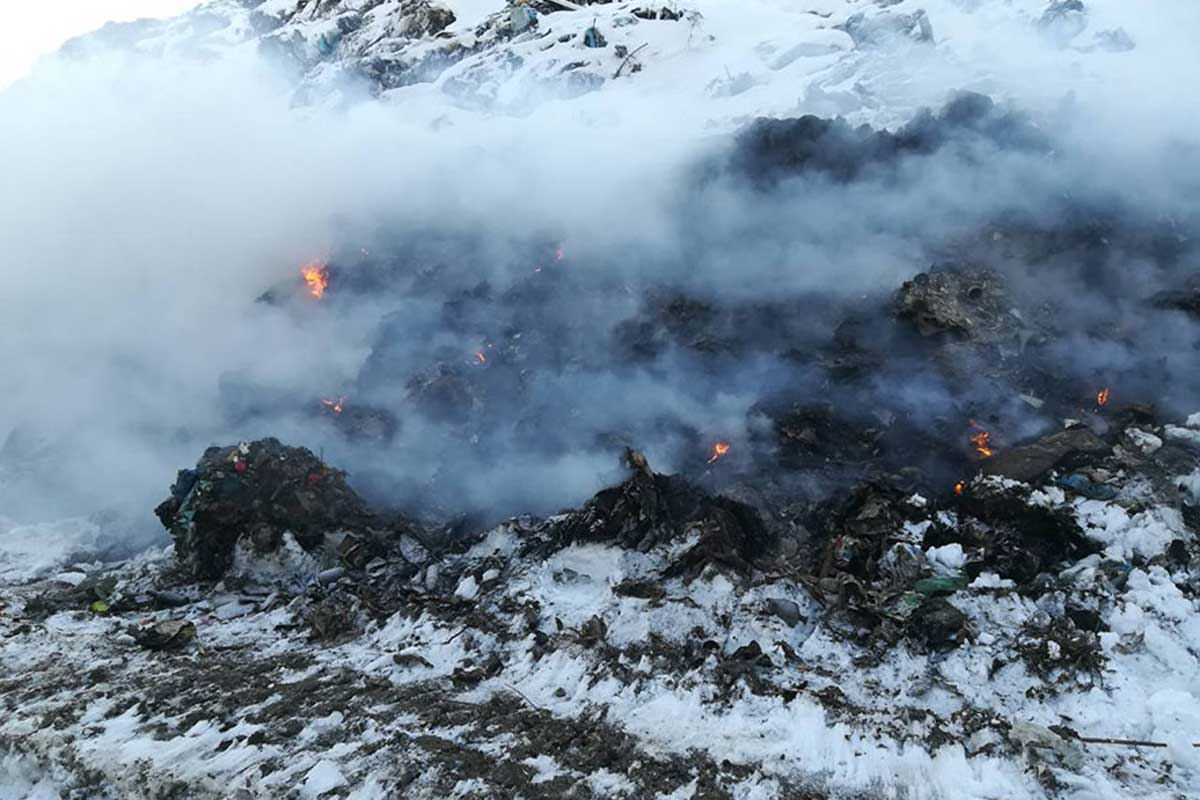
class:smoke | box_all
[1,1,1198,550]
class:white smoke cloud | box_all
[0,0,1197,544]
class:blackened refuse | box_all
[154,438,395,579]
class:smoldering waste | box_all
[5,94,1200,799]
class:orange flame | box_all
[321,396,346,414]
[303,262,329,299]
[954,481,966,496]
[967,419,994,458]
[969,431,993,458]
[1097,387,1110,407]
[707,442,731,464]
[474,351,487,365]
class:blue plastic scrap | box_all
[583,26,607,48]
[318,32,340,56]
[1056,473,1118,501]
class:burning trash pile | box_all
[5,93,1200,799]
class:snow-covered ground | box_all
[4,453,1200,798]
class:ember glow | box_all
[1097,387,1110,407]
[954,481,966,496]
[302,262,329,299]
[474,351,487,365]
[707,442,731,464]
[321,396,346,414]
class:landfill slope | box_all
[54,0,1169,133]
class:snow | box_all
[50,571,86,587]
[258,0,302,18]
[1074,500,1186,561]
[1164,425,1200,448]
[522,754,562,784]
[1178,469,1200,502]
[0,754,62,800]
[454,574,479,599]
[1125,428,1163,454]
[1029,486,1066,507]
[302,760,347,798]
[439,0,503,28]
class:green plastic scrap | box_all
[913,576,969,596]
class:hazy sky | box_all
[0,1,199,89]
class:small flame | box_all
[554,245,565,262]
[474,351,487,365]
[1097,387,1110,407]
[303,262,329,299]
[321,396,346,414]
[967,419,994,458]
[969,431,993,458]
[707,442,731,464]
[954,481,966,496]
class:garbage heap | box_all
[154,437,392,579]
[547,448,771,582]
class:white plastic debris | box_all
[925,543,965,575]
[970,572,1015,589]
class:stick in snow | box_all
[614,43,648,79]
